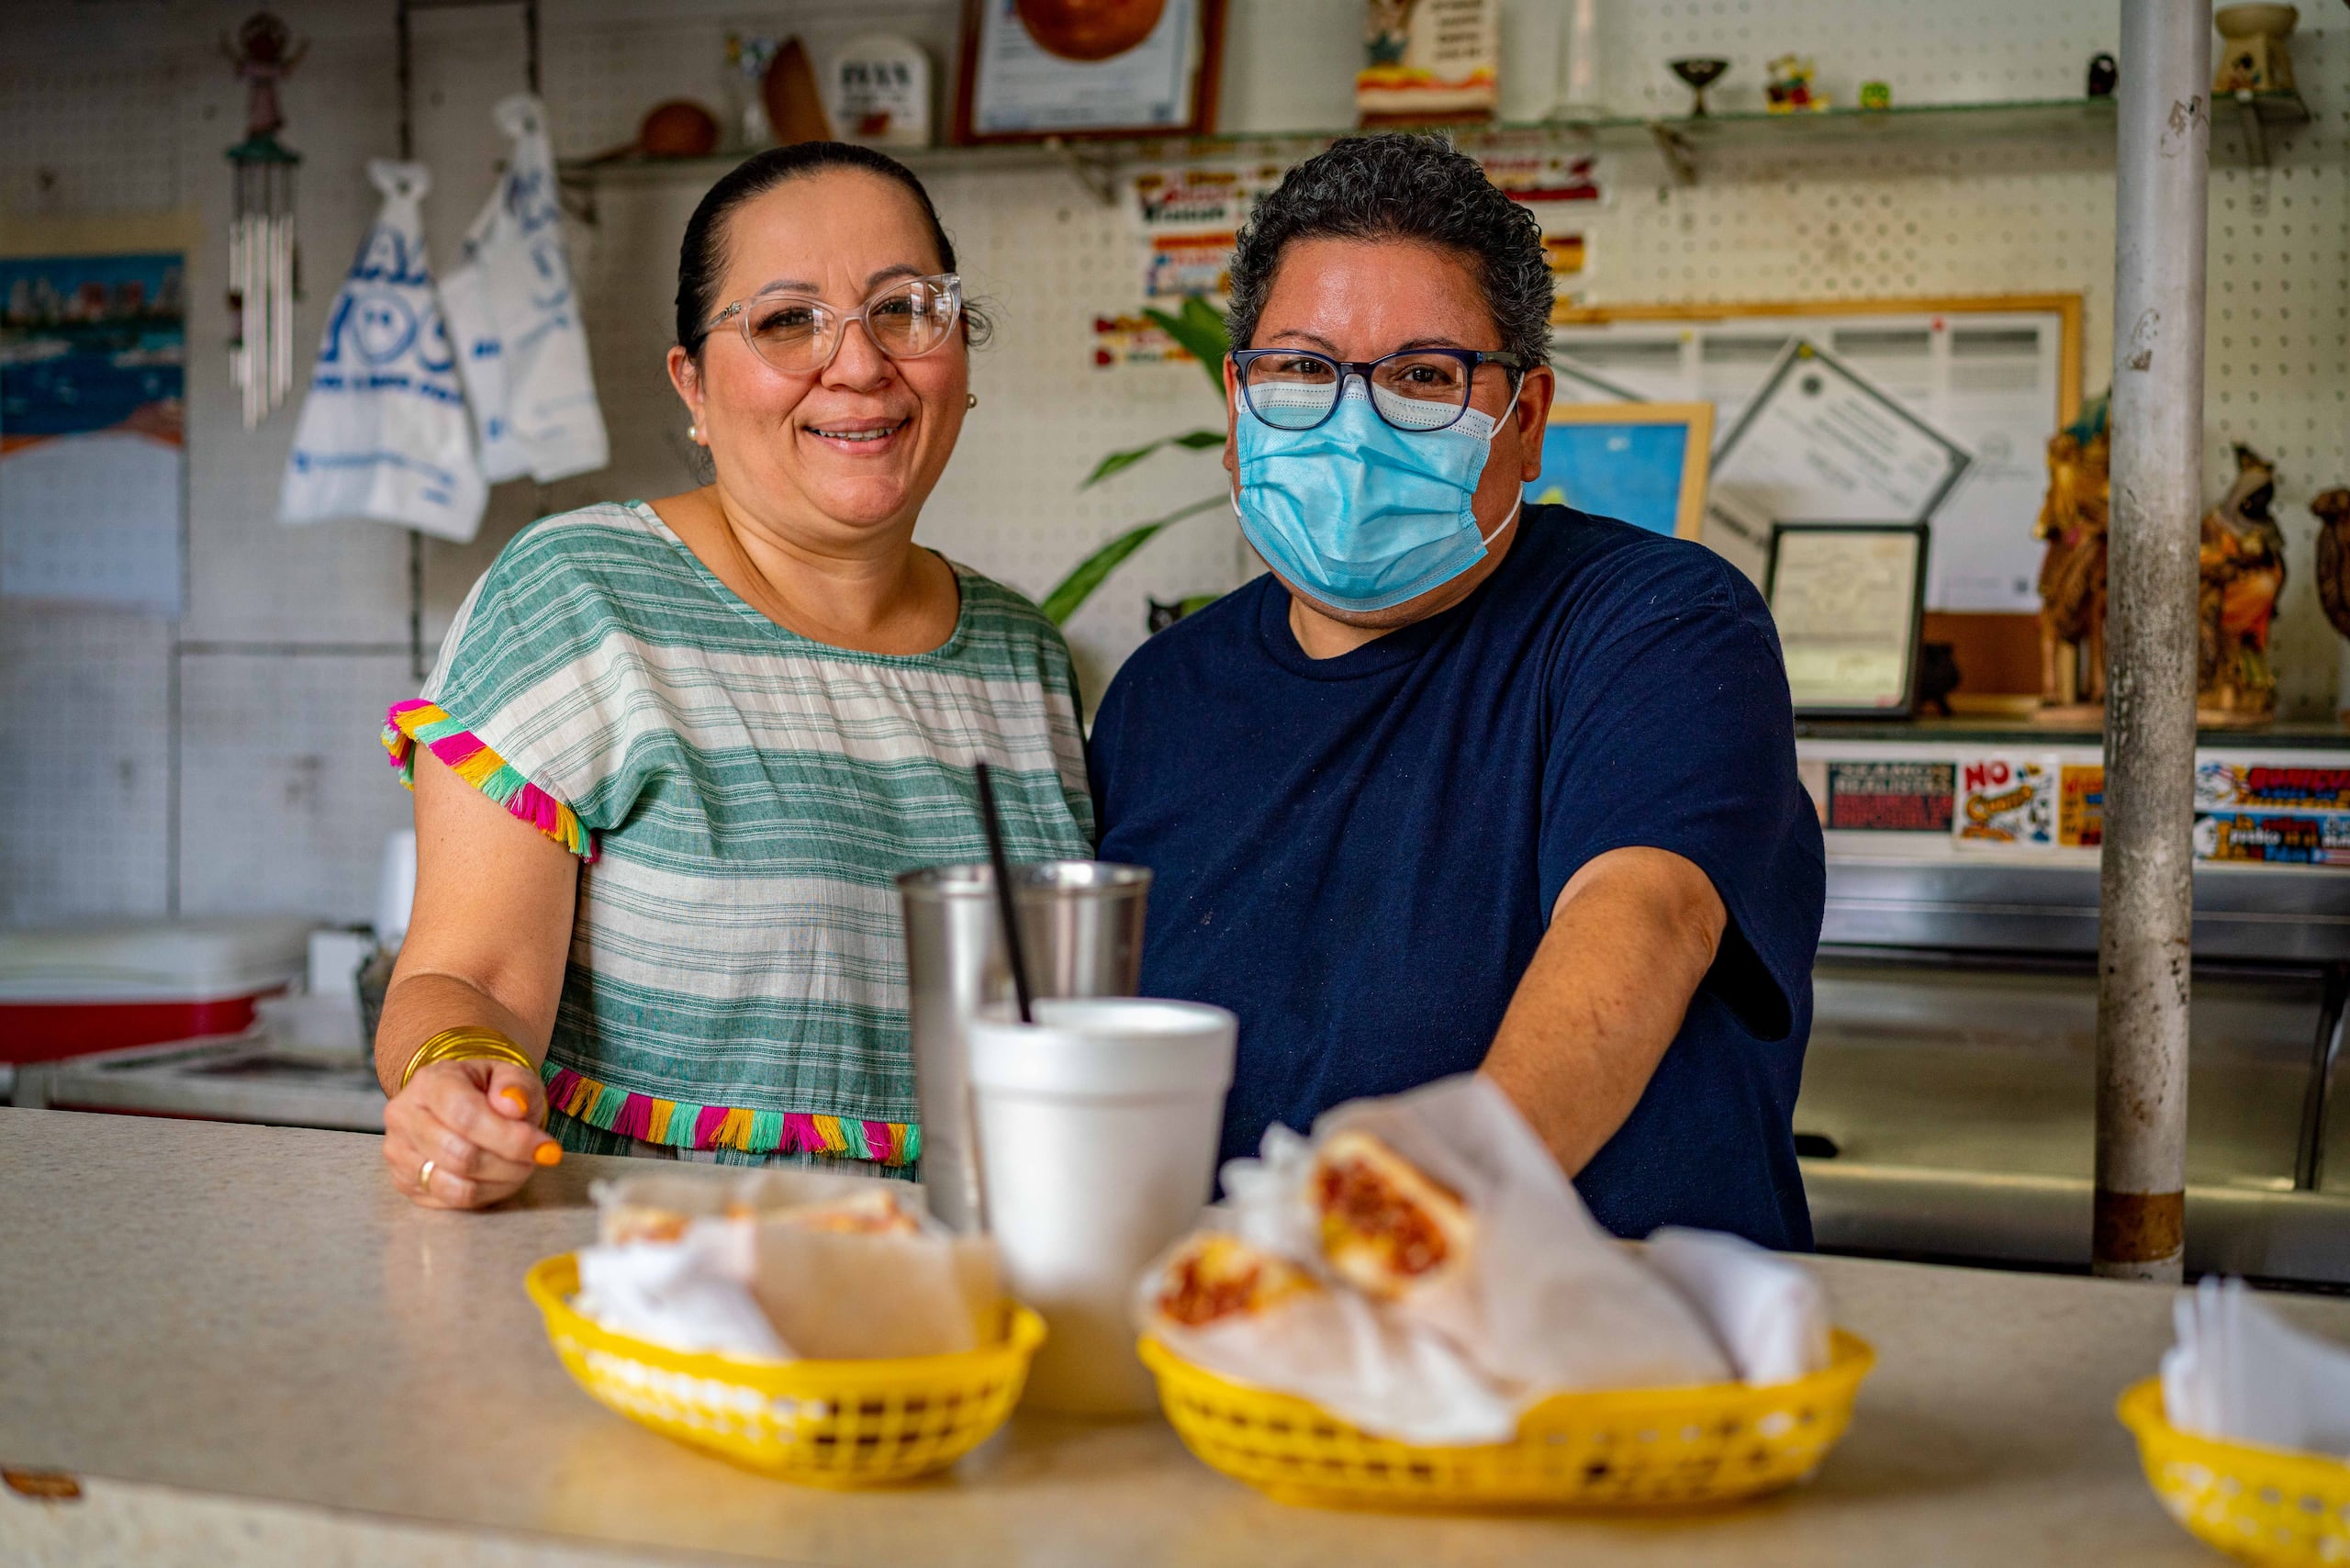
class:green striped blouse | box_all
[383,499,1094,1169]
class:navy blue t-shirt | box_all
[1088,505,1825,1250]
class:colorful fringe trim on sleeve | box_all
[544,1064,920,1167]
[381,700,595,861]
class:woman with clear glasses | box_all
[372,143,1093,1208]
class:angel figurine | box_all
[2198,444,2288,723]
[2034,399,2109,711]
[223,11,306,143]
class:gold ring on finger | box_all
[418,1158,437,1193]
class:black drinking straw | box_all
[971,762,1035,1025]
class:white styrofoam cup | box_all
[967,997,1237,1416]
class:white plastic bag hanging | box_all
[441,95,608,485]
[278,161,487,541]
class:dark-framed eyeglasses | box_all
[1232,346,1528,434]
[704,273,963,375]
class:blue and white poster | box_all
[0,251,185,614]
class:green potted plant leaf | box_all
[1039,296,1237,627]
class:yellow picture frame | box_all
[1532,401,1716,541]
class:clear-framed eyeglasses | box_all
[705,273,963,375]
[1232,346,1528,434]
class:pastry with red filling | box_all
[1156,1234,1318,1328]
[1308,1129,1472,1300]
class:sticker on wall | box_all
[1131,164,1278,304]
[1145,233,1235,299]
[1825,760,1954,833]
[2059,764,2104,848]
[1954,755,2057,847]
[1480,151,1602,206]
[1091,312,1188,369]
[2196,761,2350,814]
[2195,812,2350,868]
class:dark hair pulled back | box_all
[674,141,990,356]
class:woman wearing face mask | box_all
[372,143,1093,1209]
[1088,135,1825,1253]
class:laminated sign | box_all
[1953,756,2057,847]
[2193,760,2350,868]
[1358,0,1499,120]
[279,161,487,541]
[1823,760,1954,833]
[441,95,608,486]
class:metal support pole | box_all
[2094,0,2210,1283]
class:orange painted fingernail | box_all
[533,1141,563,1167]
[498,1088,530,1115]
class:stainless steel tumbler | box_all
[895,861,1150,1232]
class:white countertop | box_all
[6,1106,2347,1567]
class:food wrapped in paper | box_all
[579,1170,1002,1361]
[1144,1231,1518,1444]
[1140,1075,1760,1444]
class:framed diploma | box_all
[1529,402,1713,540]
[1703,339,1970,586]
[954,0,1227,144]
[1766,522,1930,717]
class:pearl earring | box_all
[688,422,700,442]
[966,394,979,410]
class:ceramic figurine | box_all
[2198,444,2288,723]
[2213,5,2298,94]
[1765,55,1826,112]
[1859,80,1891,110]
[2033,401,2109,711]
[2087,51,2119,97]
[222,10,305,142]
[2312,487,2350,639]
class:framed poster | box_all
[0,249,186,616]
[1706,341,1970,586]
[955,0,1226,144]
[1528,402,1712,539]
[1766,522,1930,717]
[1550,294,2080,614]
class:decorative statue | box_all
[2034,398,2109,710]
[2198,444,2288,723]
[2312,487,2350,642]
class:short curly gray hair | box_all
[1225,134,1551,372]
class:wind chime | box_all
[224,11,304,430]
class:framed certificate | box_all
[1766,522,1930,717]
[1703,340,1970,586]
[954,0,1227,144]
[1529,402,1713,539]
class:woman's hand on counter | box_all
[383,1058,560,1210]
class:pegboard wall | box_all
[1,0,2345,928]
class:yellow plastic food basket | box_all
[1138,1328,1874,1511]
[2119,1379,2350,1566]
[525,1253,1043,1486]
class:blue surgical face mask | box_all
[1235,379,1522,615]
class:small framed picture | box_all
[1766,522,1930,717]
[954,0,1227,144]
[1528,401,1715,540]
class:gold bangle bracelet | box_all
[399,1027,535,1091]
